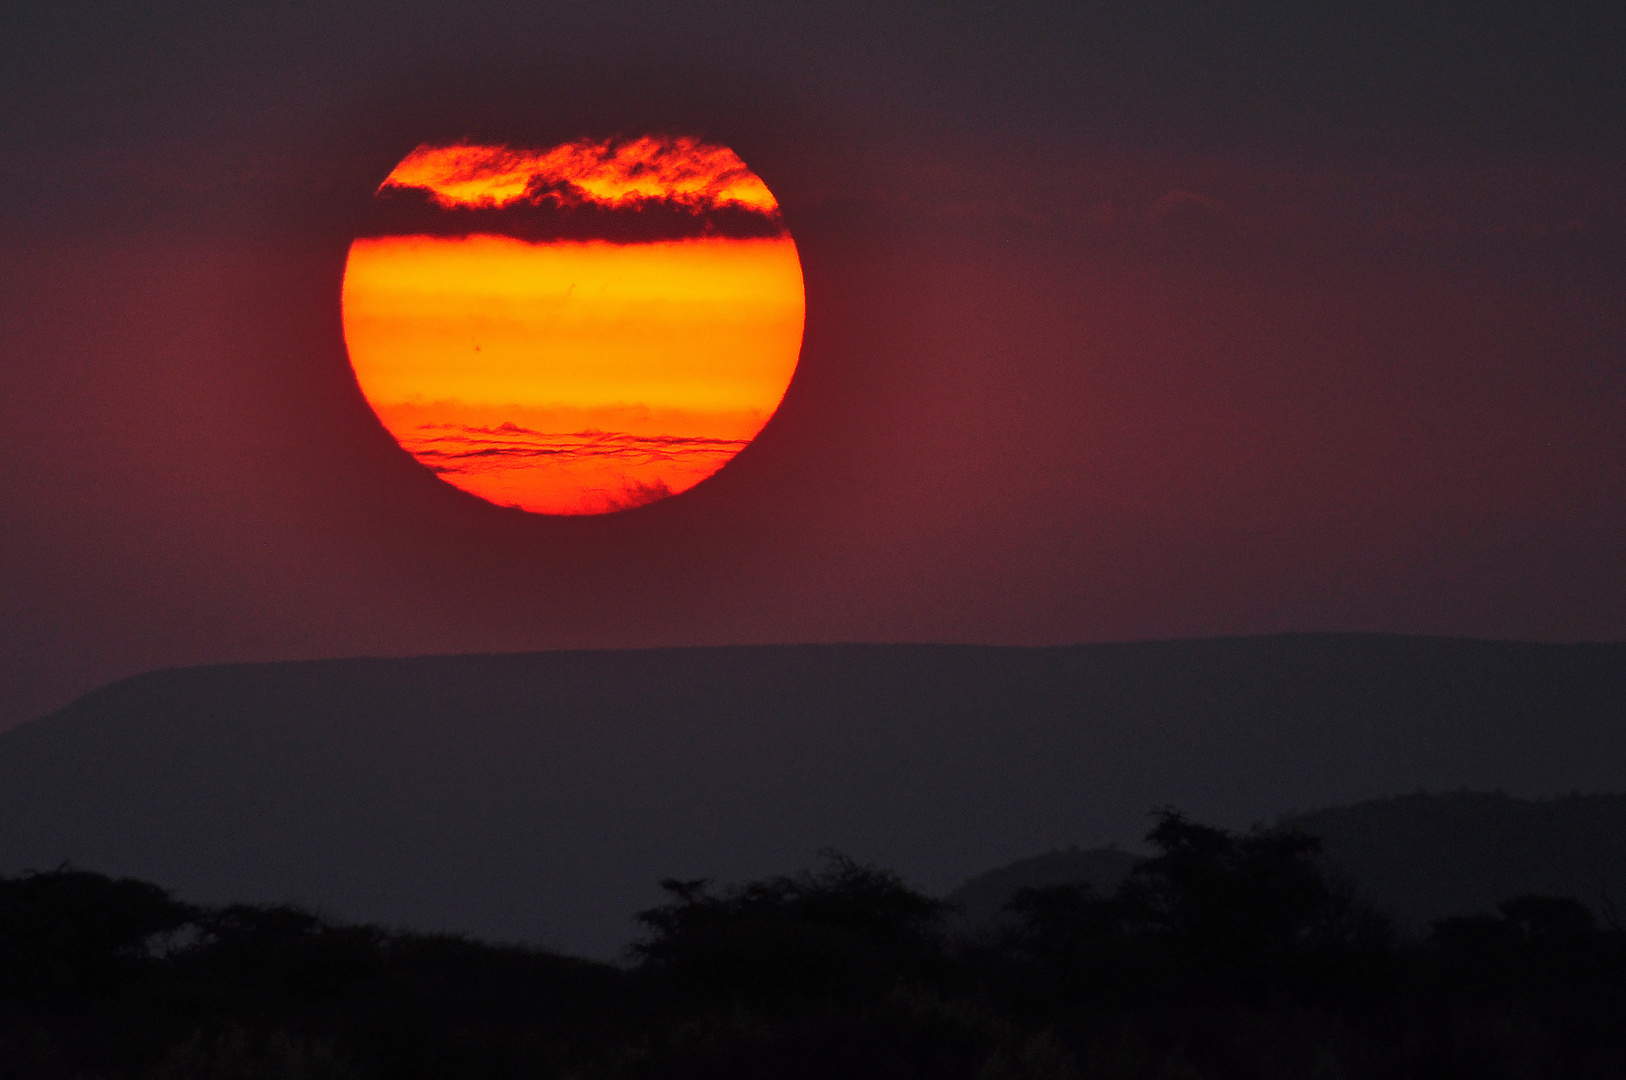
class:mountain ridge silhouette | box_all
[3,634,1622,957]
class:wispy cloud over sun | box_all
[381,136,781,215]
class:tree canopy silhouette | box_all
[631,851,952,1009]
[4,812,1626,1079]
[1001,809,1396,1007]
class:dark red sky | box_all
[2,0,1623,730]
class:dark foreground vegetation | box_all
[4,812,1624,1080]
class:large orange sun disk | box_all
[341,139,805,515]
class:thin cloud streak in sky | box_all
[399,424,751,514]
[405,423,753,469]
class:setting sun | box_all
[341,137,805,515]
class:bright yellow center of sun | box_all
[340,137,805,515]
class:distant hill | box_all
[1287,790,1626,927]
[1,635,1623,958]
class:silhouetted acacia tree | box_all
[0,868,195,997]
[1002,809,1395,1008]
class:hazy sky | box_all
[2,0,1623,730]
